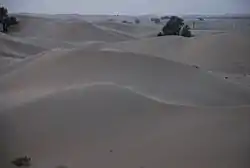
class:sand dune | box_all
[1,49,250,109]
[1,84,250,168]
[9,15,134,42]
[96,21,161,37]
[0,33,46,70]
[0,33,45,58]
[1,14,250,168]
[104,31,250,73]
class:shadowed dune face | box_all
[1,85,250,168]
[1,49,250,108]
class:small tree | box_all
[162,16,184,35]
[158,16,192,37]
[0,5,18,33]
[107,18,114,22]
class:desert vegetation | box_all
[158,16,192,37]
[0,5,19,33]
[122,20,133,24]
[11,156,32,167]
[135,18,140,24]
[151,17,161,24]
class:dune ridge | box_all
[96,21,161,37]
[9,15,135,42]
[1,49,250,108]
[0,33,45,58]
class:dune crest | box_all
[1,49,250,108]
[9,15,135,42]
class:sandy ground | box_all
[1,14,250,168]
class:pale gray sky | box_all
[2,0,250,15]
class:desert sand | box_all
[1,14,250,168]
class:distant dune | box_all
[1,14,250,168]
[96,21,161,37]
[103,32,250,73]
[9,15,135,42]
[1,49,250,109]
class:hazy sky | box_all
[2,0,250,15]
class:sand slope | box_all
[9,15,135,42]
[1,49,250,108]
[103,32,250,73]
[0,33,45,58]
[1,84,250,168]
[0,32,47,70]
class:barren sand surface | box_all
[103,32,250,73]
[1,14,250,168]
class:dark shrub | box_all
[8,16,18,25]
[122,20,133,24]
[135,18,140,24]
[197,17,205,21]
[179,25,192,37]
[157,32,163,36]
[151,18,161,24]
[56,165,68,168]
[158,16,192,37]
[161,16,170,20]
[162,16,184,35]
[11,156,31,167]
